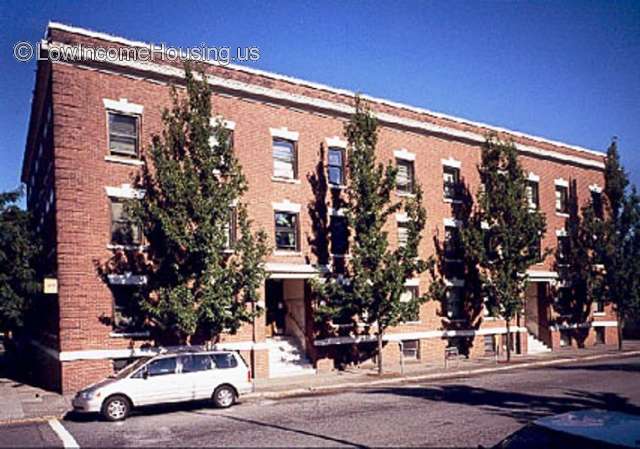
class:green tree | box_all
[598,139,640,349]
[107,66,269,345]
[314,97,429,374]
[462,136,547,361]
[0,189,40,335]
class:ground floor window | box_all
[595,327,605,345]
[402,340,419,360]
[112,285,143,332]
[113,357,138,373]
[560,330,571,347]
[484,334,496,355]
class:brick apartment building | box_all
[21,23,619,393]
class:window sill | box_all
[443,198,463,204]
[330,184,347,190]
[105,155,144,166]
[555,212,570,218]
[395,192,416,198]
[331,254,351,259]
[593,312,606,317]
[273,250,303,256]
[403,321,422,325]
[110,331,150,338]
[107,244,148,251]
[271,177,301,185]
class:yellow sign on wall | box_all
[43,278,58,294]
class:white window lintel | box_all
[272,200,301,213]
[443,218,462,228]
[325,136,347,148]
[528,172,540,182]
[105,184,145,199]
[554,178,569,188]
[441,157,461,169]
[589,184,603,193]
[209,117,236,130]
[103,98,144,115]
[394,148,416,161]
[270,127,299,141]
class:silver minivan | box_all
[72,350,252,421]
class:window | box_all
[402,340,419,359]
[529,234,542,261]
[557,235,570,262]
[112,286,142,331]
[212,353,238,369]
[108,112,139,158]
[274,211,299,251]
[147,357,177,376]
[330,216,348,255]
[328,147,345,186]
[595,300,605,313]
[443,166,461,200]
[397,221,409,248]
[555,185,569,214]
[401,286,420,322]
[110,199,141,245]
[446,286,464,319]
[595,327,605,345]
[180,354,214,373]
[272,139,297,179]
[396,159,414,194]
[591,190,603,219]
[444,225,463,259]
[526,181,539,210]
[224,208,237,249]
[559,330,571,347]
[484,335,496,355]
[113,358,137,373]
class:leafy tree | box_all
[314,97,430,374]
[598,139,640,349]
[462,136,547,361]
[0,189,40,335]
[104,66,269,345]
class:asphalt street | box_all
[1,355,638,448]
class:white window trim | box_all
[104,155,145,166]
[270,127,299,141]
[325,136,347,148]
[272,200,301,213]
[103,98,144,115]
[441,157,462,169]
[556,228,568,237]
[105,184,145,199]
[209,117,236,130]
[554,178,569,188]
[589,184,603,193]
[395,212,409,222]
[528,172,540,182]
[443,218,462,228]
[329,207,346,217]
[404,278,420,287]
[394,148,416,161]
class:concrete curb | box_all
[243,349,640,401]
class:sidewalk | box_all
[0,341,638,424]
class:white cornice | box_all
[46,23,605,161]
[42,36,605,170]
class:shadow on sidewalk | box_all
[365,385,640,423]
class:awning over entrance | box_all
[265,263,325,279]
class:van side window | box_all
[147,357,177,376]
[180,354,214,373]
[212,353,238,369]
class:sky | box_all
[1,0,639,198]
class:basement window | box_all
[595,327,605,345]
[402,340,419,359]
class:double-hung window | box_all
[555,185,569,214]
[224,208,237,249]
[328,147,345,186]
[526,181,539,210]
[273,139,297,179]
[110,199,141,246]
[591,190,603,219]
[443,166,461,200]
[330,216,348,255]
[396,159,414,194]
[275,211,299,251]
[397,221,409,248]
[108,112,139,158]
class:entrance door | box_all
[266,279,287,336]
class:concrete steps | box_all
[267,336,316,378]
[527,332,552,354]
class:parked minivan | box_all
[72,350,252,421]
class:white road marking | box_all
[48,419,80,449]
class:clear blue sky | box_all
[1,0,639,196]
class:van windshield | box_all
[111,357,152,379]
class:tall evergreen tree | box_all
[598,139,640,349]
[314,97,429,374]
[0,189,40,336]
[104,66,269,345]
[462,136,546,361]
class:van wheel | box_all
[212,385,236,408]
[102,395,130,421]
